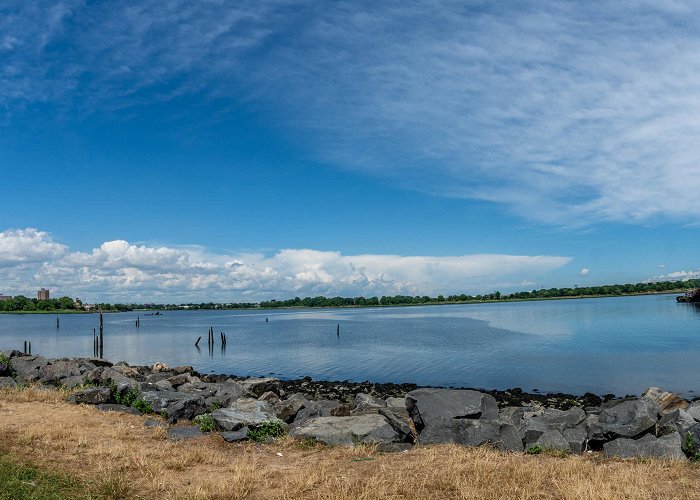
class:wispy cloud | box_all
[0,228,571,302]
[4,1,700,224]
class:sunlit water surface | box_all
[1,294,699,396]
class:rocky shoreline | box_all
[2,350,699,460]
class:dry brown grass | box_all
[2,386,700,499]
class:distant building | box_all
[38,288,50,300]
[0,294,12,301]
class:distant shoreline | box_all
[0,289,694,314]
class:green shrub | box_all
[0,353,17,380]
[248,420,286,442]
[684,432,700,461]
[526,445,542,455]
[196,414,216,432]
[132,398,153,414]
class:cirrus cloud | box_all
[3,1,700,225]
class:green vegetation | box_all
[0,352,17,380]
[0,453,90,500]
[247,421,286,442]
[684,432,700,461]
[196,414,216,432]
[0,295,82,313]
[526,445,543,455]
[108,383,152,413]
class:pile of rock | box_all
[2,350,699,460]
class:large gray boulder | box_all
[207,380,253,408]
[405,388,498,433]
[289,414,399,446]
[351,393,386,415]
[11,355,49,383]
[563,427,588,454]
[211,399,282,431]
[240,377,280,397]
[378,407,413,442]
[0,376,17,388]
[592,398,659,439]
[274,393,308,423]
[293,399,341,423]
[657,409,696,438]
[38,361,82,385]
[535,430,571,452]
[603,432,685,460]
[141,390,205,421]
[498,423,524,452]
[419,418,500,446]
[521,407,586,447]
[68,387,111,405]
[641,387,688,414]
[686,401,700,422]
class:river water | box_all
[1,294,698,396]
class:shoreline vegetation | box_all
[1,278,698,314]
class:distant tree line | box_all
[253,279,700,309]
[0,296,79,312]
[24,278,694,313]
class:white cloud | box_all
[5,2,700,224]
[650,269,700,282]
[0,228,67,267]
[578,268,590,277]
[0,228,571,302]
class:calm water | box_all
[1,294,699,396]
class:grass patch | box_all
[0,453,90,500]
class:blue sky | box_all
[1,0,699,302]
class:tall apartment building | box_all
[38,288,50,300]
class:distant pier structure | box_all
[677,288,700,303]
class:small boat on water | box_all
[677,288,700,303]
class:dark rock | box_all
[535,430,570,452]
[258,391,281,404]
[293,400,341,423]
[167,426,204,441]
[211,399,281,431]
[172,365,194,375]
[521,407,586,447]
[594,398,659,439]
[240,377,281,397]
[95,404,141,415]
[405,388,499,433]
[274,394,308,423]
[166,373,191,388]
[351,393,386,415]
[221,427,250,442]
[141,391,205,421]
[497,423,523,452]
[686,401,700,422]
[11,356,49,383]
[603,432,685,459]
[38,361,82,385]
[210,380,253,407]
[155,380,174,391]
[420,418,500,446]
[0,376,18,388]
[657,409,696,437]
[289,415,399,446]
[563,427,588,454]
[68,387,111,405]
[378,408,413,442]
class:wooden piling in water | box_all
[28,341,31,355]
[23,340,27,354]
[56,317,59,329]
[195,336,201,347]
[99,310,104,358]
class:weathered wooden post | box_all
[23,340,27,354]
[195,336,201,347]
[99,309,104,359]
[337,323,340,337]
[56,316,60,329]
[28,341,31,355]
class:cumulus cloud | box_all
[578,268,590,277]
[4,2,700,225]
[0,228,571,302]
[649,269,700,282]
[0,228,67,267]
